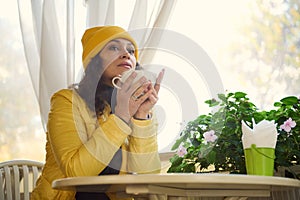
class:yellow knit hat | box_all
[81,26,139,69]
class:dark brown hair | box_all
[75,54,112,117]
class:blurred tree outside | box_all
[226,0,300,108]
[0,2,45,162]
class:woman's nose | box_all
[119,49,130,59]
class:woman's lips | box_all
[118,63,132,69]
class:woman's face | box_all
[99,38,137,86]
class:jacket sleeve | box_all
[127,117,161,174]
[47,89,131,177]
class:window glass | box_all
[0,1,45,161]
[1,0,299,159]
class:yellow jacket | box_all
[31,89,161,200]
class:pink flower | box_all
[177,145,187,157]
[203,130,218,143]
[280,118,296,133]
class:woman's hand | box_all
[114,72,149,123]
[133,69,165,119]
[114,69,165,123]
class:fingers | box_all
[121,71,137,91]
[131,68,164,103]
[118,69,165,119]
[154,69,165,93]
[145,92,159,105]
[120,68,165,94]
[131,81,151,101]
[132,83,158,104]
[132,90,145,100]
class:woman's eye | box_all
[109,46,119,51]
[127,48,135,55]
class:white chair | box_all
[0,159,44,200]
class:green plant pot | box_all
[244,144,275,176]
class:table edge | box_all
[52,173,300,189]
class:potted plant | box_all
[167,92,300,179]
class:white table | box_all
[52,173,300,199]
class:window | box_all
[0,1,45,161]
[1,0,299,160]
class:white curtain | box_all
[17,0,177,130]
[17,0,67,128]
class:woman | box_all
[31,26,164,200]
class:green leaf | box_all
[207,150,217,163]
[280,96,298,105]
[171,138,184,150]
[169,154,183,165]
[274,102,282,107]
[234,92,247,98]
[218,93,227,102]
[205,99,219,107]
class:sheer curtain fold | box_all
[86,0,115,27]
[17,0,41,99]
[138,0,177,65]
[67,0,75,85]
[128,0,148,30]
[17,0,177,129]
[39,0,66,126]
[18,0,67,128]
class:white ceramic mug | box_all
[112,69,156,89]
